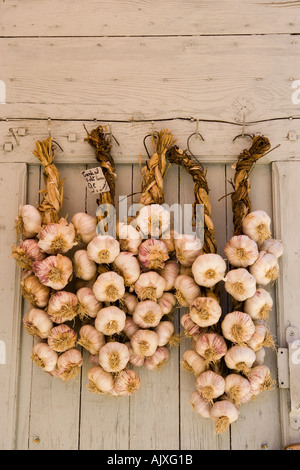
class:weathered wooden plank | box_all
[1,36,300,121]
[1,0,300,37]
[0,162,27,449]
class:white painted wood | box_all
[1,0,300,37]
[0,162,27,450]
[1,35,300,121]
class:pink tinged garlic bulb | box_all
[154,321,176,347]
[71,212,97,244]
[244,288,273,321]
[144,346,170,371]
[224,235,259,268]
[31,342,58,372]
[33,254,73,290]
[112,251,141,287]
[195,370,225,403]
[117,222,142,254]
[99,342,130,373]
[73,249,97,281]
[95,306,126,336]
[138,239,169,270]
[180,313,203,340]
[126,342,145,367]
[190,390,212,418]
[89,354,100,366]
[249,252,279,286]
[123,317,140,339]
[134,271,166,301]
[87,366,114,394]
[119,292,138,315]
[174,275,201,307]
[195,333,227,366]
[11,239,46,271]
[192,253,227,288]
[224,345,256,376]
[210,400,239,434]
[223,268,257,302]
[242,210,271,244]
[189,296,222,328]
[221,311,255,345]
[133,300,163,329]
[114,369,141,396]
[181,350,207,376]
[130,329,159,357]
[15,204,42,238]
[47,324,77,353]
[23,308,53,339]
[93,271,125,302]
[37,219,77,255]
[87,235,120,264]
[260,238,283,259]
[224,374,251,406]
[247,321,275,352]
[174,234,203,267]
[159,260,180,291]
[21,273,50,308]
[248,365,274,396]
[47,291,78,323]
[56,349,83,382]
[76,287,102,319]
[136,204,170,238]
[77,324,105,355]
[160,229,176,254]
[158,292,177,316]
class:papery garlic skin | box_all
[260,238,283,259]
[112,251,141,287]
[37,219,77,255]
[180,313,203,339]
[11,239,46,271]
[117,222,142,254]
[248,365,274,396]
[130,329,159,357]
[192,253,227,288]
[133,300,163,329]
[189,296,222,328]
[119,292,138,315]
[224,235,259,268]
[114,369,141,396]
[249,252,279,286]
[244,288,273,321]
[78,324,105,355]
[138,238,169,270]
[223,268,257,302]
[224,374,251,406]
[242,210,271,244]
[76,287,102,319]
[221,311,255,345]
[181,350,207,376]
[174,275,201,307]
[47,324,77,352]
[136,204,170,238]
[190,390,212,418]
[154,321,176,347]
[99,342,130,373]
[87,366,114,394]
[47,291,78,323]
[195,333,227,365]
[175,234,203,267]
[23,308,53,339]
[21,273,50,308]
[16,204,42,238]
[159,260,180,291]
[210,400,239,434]
[93,271,125,302]
[225,345,256,376]
[87,235,120,264]
[158,292,177,315]
[134,271,166,301]
[144,346,170,370]
[33,254,73,290]
[31,342,58,372]
[56,348,83,382]
[195,370,225,403]
[95,306,126,336]
[71,212,97,244]
[73,249,97,281]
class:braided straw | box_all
[33,137,64,225]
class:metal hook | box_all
[233,114,253,142]
[143,132,158,159]
[186,132,205,167]
[52,140,64,153]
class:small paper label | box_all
[81,167,110,194]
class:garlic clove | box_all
[133,300,163,329]
[242,210,271,244]
[93,271,125,303]
[86,366,114,394]
[33,254,73,290]
[23,308,53,339]
[221,311,255,345]
[174,275,201,307]
[224,235,259,268]
[249,251,279,286]
[95,305,126,336]
[189,296,222,328]
[87,234,120,264]
[99,342,130,373]
[223,268,257,302]
[192,253,227,288]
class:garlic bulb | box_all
[192,253,227,288]
[154,321,178,347]
[33,254,73,290]
[127,342,145,367]
[56,349,83,382]
[37,218,77,254]
[224,345,256,376]
[136,204,170,238]
[95,306,126,336]
[134,271,166,301]
[98,341,130,373]
[112,251,141,287]
[23,308,53,339]
[93,271,125,302]
[114,369,141,396]
[242,210,271,244]
[31,342,58,372]
[144,346,170,370]
[130,329,159,357]
[223,268,257,302]
[195,370,225,403]
[86,366,114,394]
[133,300,163,329]
[71,212,97,244]
[174,234,203,267]
[76,287,102,319]
[21,273,50,308]
[158,292,177,316]
[190,390,212,418]
[159,260,180,291]
[195,333,227,366]
[87,235,120,264]
[249,252,279,286]
[224,374,251,406]
[247,321,275,352]
[174,275,201,307]
[189,296,222,327]
[160,229,176,253]
[47,324,77,353]
[117,222,142,254]
[119,292,138,315]
[15,204,42,238]
[11,239,46,271]
[210,400,239,434]
[123,317,140,339]
[221,311,255,345]
[260,238,283,259]
[181,350,207,376]
[224,235,259,268]
[180,313,203,339]
[138,238,169,270]
[244,288,273,321]
[73,249,97,281]
[248,365,274,396]
[47,291,78,323]
[254,347,266,366]
[78,324,105,355]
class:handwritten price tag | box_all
[81,167,110,194]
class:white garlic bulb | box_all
[174,275,201,307]
[134,271,166,301]
[117,222,142,254]
[56,349,83,382]
[95,306,126,336]
[180,313,203,339]
[242,210,271,243]
[126,342,145,367]
[23,308,53,339]
[249,251,279,286]
[195,333,227,366]
[130,329,159,357]
[86,366,114,394]
[248,365,274,396]
[11,239,46,271]
[37,218,77,255]
[21,273,50,308]
[16,204,42,238]
[224,345,256,376]
[144,346,170,371]
[123,317,140,339]
[47,291,78,324]
[181,350,207,376]
[159,260,180,291]
[247,321,275,352]
[47,324,77,353]
[190,390,212,418]
[138,239,169,270]
[71,212,97,244]
[244,288,273,321]
[223,268,257,302]
[174,234,203,267]
[93,271,125,302]
[99,342,130,373]
[112,251,141,287]
[260,238,283,259]
[192,253,227,288]
[189,296,222,328]
[210,400,239,434]
[73,249,97,281]
[114,369,141,396]
[136,204,170,238]
[31,342,58,372]
[119,292,138,315]
[33,254,73,290]
[76,287,102,319]
[133,300,163,329]
[221,311,255,345]
[224,374,251,406]
[78,325,105,355]
[195,370,225,403]
[154,321,178,347]
[87,235,120,264]
[224,235,259,268]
